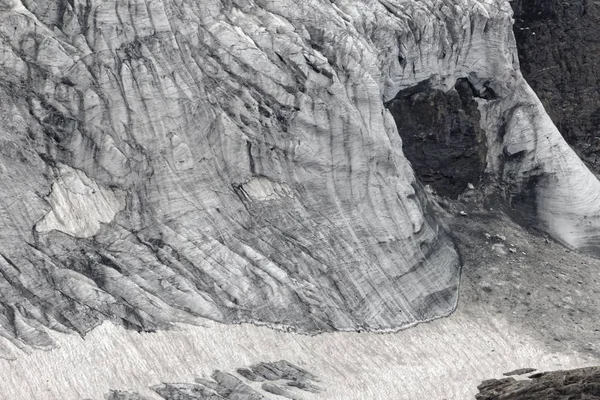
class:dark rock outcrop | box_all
[237,360,320,394]
[511,0,600,170]
[153,376,265,400]
[476,367,600,399]
[386,78,488,198]
[107,360,320,400]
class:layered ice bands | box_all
[0,0,597,354]
[0,0,464,350]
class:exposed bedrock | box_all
[386,78,489,198]
[510,0,600,171]
[107,360,320,400]
[476,367,600,399]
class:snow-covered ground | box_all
[0,308,595,400]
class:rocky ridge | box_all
[476,366,600,399]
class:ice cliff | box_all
[0,0,596,352]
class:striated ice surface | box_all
[0,0,598,358]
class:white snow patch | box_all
[0,311,595,400]
[240,176,294,201]
[36,164,126,238]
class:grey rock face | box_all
[109,361,320,400]
[0,0,467,350]
[511,0,600,170]
[153,378,265,400]
[386,78,488,198]
[476,367,600,399]
[238,360,320,395]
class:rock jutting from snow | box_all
[107,360,321,400]
[476,367,600,399]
